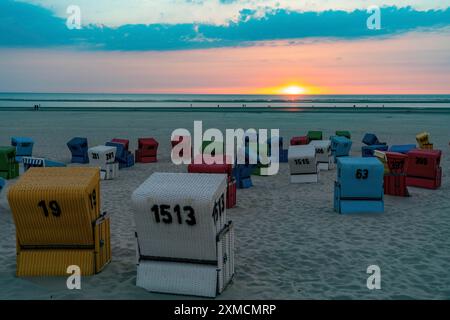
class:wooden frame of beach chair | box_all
[288,145,319,183]
[132,173,234,297]
[7,167,111,276]
[88,145,119,180]
[309,140,334,170]
[334,157,384,214]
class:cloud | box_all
[0,0,449,51]
[17,0,450,26]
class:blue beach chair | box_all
[267,136,288,163]
[105,141,134,169]
[233,164,255,189]
[11,137,34,162]
[67,137,89,164]
[331,136,352,162]
[362,144,389,157]
[0,177,5,193]
[334,157,384,214]
[389,144,416,154]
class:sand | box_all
[0,110,449,299]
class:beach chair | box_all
[383,152,409,197]
[132,173,234,297]
[307,131,323,141]
[135,138,159,163]
[171,135,191,159]
[362,144,389,157]
[11,137,34,162]
[111,138,135,168]
[406,149,442,189]
[331,136,352,162]
[362,133,386,146]
[0,177,5,193]
[334,157,384,214]
[288,145,319,183]
[7,167,111,276]
[267,136,288,163]
[335,131,352,139]
[233,164,254,189]
[188,156,236,209]
[67,137,89,164]
[290,136,309,146]
[0,146,19,180]
[88,145,119,180]
[106,141,134,169]
[22,157,66,171]
[309,140,334,170]
[374,150,390,175]
[389,144,416,154]
[416,132,433,150]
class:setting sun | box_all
[281,85,306,95]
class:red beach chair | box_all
[290,136,309,146]
[384,152,409,197]
[135,138,159,163]
[188,155,236,209]
[406,149,442,189]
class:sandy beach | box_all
[0,109,449,300]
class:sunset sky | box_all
[0,0,449,94]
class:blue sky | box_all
[1,0,449,50]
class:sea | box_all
[1,93,450,111]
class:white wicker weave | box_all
[309,140,334,170]
[89,145,118,180]
[288,145,319,183]
[132,172,234,297]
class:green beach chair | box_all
[0,146,20,179]
[335,131,351,139]
[307,131,323,141]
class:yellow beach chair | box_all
[374,150,390,174]
[8,167,111,276]
[416,132,433,150]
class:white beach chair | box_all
[288,145,319,183]
[88,145,119,180]
[132,172,234,297]
[309,140,334,170]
